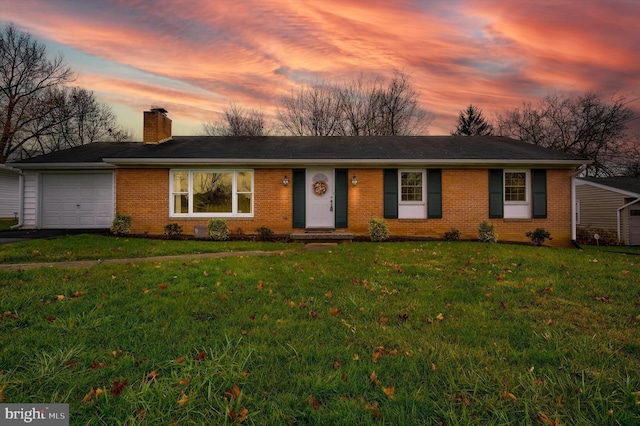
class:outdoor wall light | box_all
[351,175,358,186]
[282,175,289,186]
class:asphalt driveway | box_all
[0,229,108,245]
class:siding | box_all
[576,183,627,243]
[0,170,19,218]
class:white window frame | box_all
[169,169,254,218]
[504,169,530,218]
[398,170,426,219]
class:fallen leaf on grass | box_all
[329,308,342,316]
[225,384,241,400]
[436,313,444,322]
[111,379,127,396]
[46,315,56,323]
[431,362,436,372]
[501,386,517,401]
[91,361,106,369]
[332,360,342,369]
[174,357,186,363]
[369,371,381,387]
[0,383,6,402]
[179,376,191,386]
[594,296,610,303]
[56,295,65,302]
[178,393,188,407]
[144,370,159,382]
[64,360,77,367]
[364,401,382,418]
[194,351,206,361]
[82,387,104,404]
[229,407,248,423]
[382,386,396,399]
[308,395,321,410]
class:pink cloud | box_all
[1,0,637,137]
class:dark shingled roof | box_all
[579,177,640,196]
[10,135,587,166]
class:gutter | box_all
[617,197,640,244]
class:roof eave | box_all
[103,158,588,168]
[10,162,116,170]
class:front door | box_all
[306,169,335,229]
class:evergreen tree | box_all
[452,104,494,136]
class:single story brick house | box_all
[575,177,640,245]
[9,109,588,246]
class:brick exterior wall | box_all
[115,167,574,247]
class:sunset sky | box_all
[2,0,638,139]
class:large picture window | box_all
[170,170,253,217]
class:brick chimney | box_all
[143,108,172,144]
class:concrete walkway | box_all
[0,243,337,271]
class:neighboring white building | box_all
[575,177,640,245]
[0,165,20,219]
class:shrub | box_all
[576,226,618,246]
[207,218,229,241]
[110,213,132,235]
[164,223,183,237]
[443,228,460,241]
[526,228,552,246]
[256,226,274,241]
[478,221,497,243]
[369,217,389,242]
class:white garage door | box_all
[42,173,114,228]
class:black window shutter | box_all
[383,169,398,219]
[488,169,504,218]
[427,169,442,218]
[531,169,547,218]
[335,169,348,227]
[292,169,306,228]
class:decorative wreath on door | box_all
[312,173,329,196]
[313,180,328,196]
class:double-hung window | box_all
[503,170,530,218]
[170,170,253,217]
[399,170,426,219]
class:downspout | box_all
[10,168,24,229]
[617,197,640,245]
[571,176,582,248]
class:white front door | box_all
[306,169,335,229]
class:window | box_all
[401,171,424,202]
[170,170,253,217]
[504,171,527,202]
[503,170,530,218]
[399,170,426,219]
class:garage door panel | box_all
[42,173,114,229]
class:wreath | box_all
[313,180,328,196]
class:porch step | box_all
[290,231,354,243]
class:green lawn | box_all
[1,237,639,425]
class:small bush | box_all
[478,221,497,243]
[110,213,132,235]
[369,217,389,242]
[256,226,274,241]
[164,223,183,237]
[207,218,229,241]
[443,228,460,241]
[526,228,552,246]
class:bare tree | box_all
[451,104,494,136]
[276,84,342,136]
[0,23,74,163]
[202,103,268,136]
[496,92,638,176]
[17,87,130,158]
[277,71,431,136]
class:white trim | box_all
[169,169,254,218]
[398,169,426,219]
